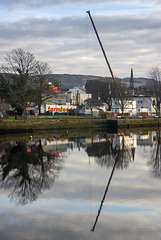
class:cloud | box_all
[0,208,161,240]
[1,1,161,77]
[1,0,161,8]
[1,13,161,39]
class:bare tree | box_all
[84,98,103,115]
[85,79,115,111]
[0,49,37,116]
[0,48,53,117]
[34,61,53,114]
[114,80,131,115]
[147,66,161,116]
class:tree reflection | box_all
[87,134,136,232]
[148,131,161,178]
[86,134,135,169]
[0,140,64,205]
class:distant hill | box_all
[47,74,150,89]
[0,72,150,90]
[47,74,105,89]
[122,77,150,87]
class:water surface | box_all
[0,131,161,240]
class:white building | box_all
[112,133,137,152]
[112,98,136,115]
[137,131,157,146]
[66,87,92,106]
[112,96,156,116]
[135,96,156,115]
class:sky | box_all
[1,0,161,78]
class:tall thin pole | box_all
[91,149,121,232]
[86,10,122,102]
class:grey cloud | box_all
[1,0,161,8]
[1,12,161,77]
[0,17,86,40]
[0,212,89,240]
[0,210,161,240]
[1,14,161,40]
[40,174,161,208]
[90,14,161,33]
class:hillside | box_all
[47,74,150,89]
[122,77,150,87]
[47,74,105,89]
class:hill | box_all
[47,74,105,89]
[47,74,150,89]
[122,77,150,87]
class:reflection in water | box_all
[0,132,160,207]
[91,134,136,232]
[0,131,161,239]
[0,140,64,205]
[86,134,135,169]
[0,134,137,206]
[91,149,121,232]
[148,131,161,178]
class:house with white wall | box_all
[112,133,137,150]
[111,98,136,116]
[111,96,156,116]
[66,87,92,106]
[135,96,156,115]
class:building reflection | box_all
[0,131,160,206]
[85,133,136,170]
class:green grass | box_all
[1,114,93,122]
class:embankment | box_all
[0,118,108,134]
[108,117,161,129]
[0,117,161,135]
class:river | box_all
[0,130,161,240]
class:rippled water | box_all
[0,131,161,240]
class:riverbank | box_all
[109,117,161,129]
[0,118,108,134]
[0,116,161,134]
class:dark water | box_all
[0,131,161,240]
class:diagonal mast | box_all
[86,10,122,103]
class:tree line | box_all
[1,48,161,117]
[85,67,161,116]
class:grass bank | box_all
[1,115,161,135]
[0,116,107,134]
[116,117,161,128]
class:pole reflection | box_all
[0,131,160,211]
